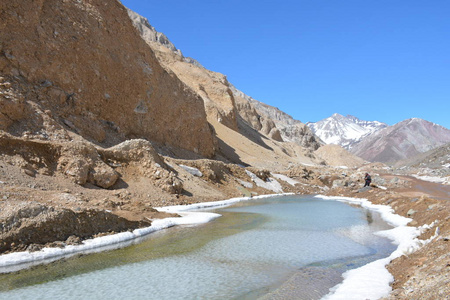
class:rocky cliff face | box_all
[126,9,321,154]
[231,86,321,150]
[0,0,216,157]
[350,118,450,163]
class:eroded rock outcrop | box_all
[0,202,149,253]
[127,10,322,156]
[58,141,119,188]
[0,0,216,157]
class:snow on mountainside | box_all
[350,118,450,164]
[306,113,387,149]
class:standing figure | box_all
[364,173,372,187]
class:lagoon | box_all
[0,195,395,299]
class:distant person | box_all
[364,173,372,187]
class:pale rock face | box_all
[230,85,322,150]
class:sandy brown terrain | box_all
[1,138,448,299]
[0,1,448,299]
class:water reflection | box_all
[0,196,396,300]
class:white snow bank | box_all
[0,194,293,273]
[0,211,220,273]
[245,170,283,193]
[179,164,203,177]
[272,173,300,186]
[412,175,449,185]
[155,194,293,213]
[237,179,253,189]
[317,195,438,300]
[336,166,349,169]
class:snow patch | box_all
[317,195,438,300]
[245,170,283,193]
[412,175,449,185]
[237,179,253,189]
[179,164,202,177]
[272,173,300,186]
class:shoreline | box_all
[0,194,292,273]
[316,195,438,300]
[0,192,435,300]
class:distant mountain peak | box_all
[307,114,387,149]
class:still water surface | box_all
[0,195,395,299]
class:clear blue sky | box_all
[121,0,449,128]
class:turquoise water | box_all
[0,195,395,299]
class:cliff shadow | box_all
[236,115,273,151]
[216,137,249,167]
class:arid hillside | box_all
[0,0,216,157]
[0,0,329,254]
[127,9,323,170]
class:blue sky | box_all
[121,0,449,128]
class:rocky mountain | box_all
[350,118,450,164]
[126,9,322,167]
[126,9,204,69]
[229,85,321,150]
[395,143,450,169]
[0,0,216,157]
[306,113,387,149]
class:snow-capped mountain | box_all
[306,113,387,149]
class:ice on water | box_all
[1,195,399,300]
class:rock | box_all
[158,175,183,194]
[358,186,371,193]
[88,163,119,189]
[27,244,44,252]
[23,168,35,177]
[428,204,439,210]
[332,179,348,188]
[407,209,417,216]
[63,159,90,185]
[66,235,82,245]
[390,177,399,184]
[268,127,283,142]
[0,203,150,253]
[58,141,119,188]
[247,168,270,181]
